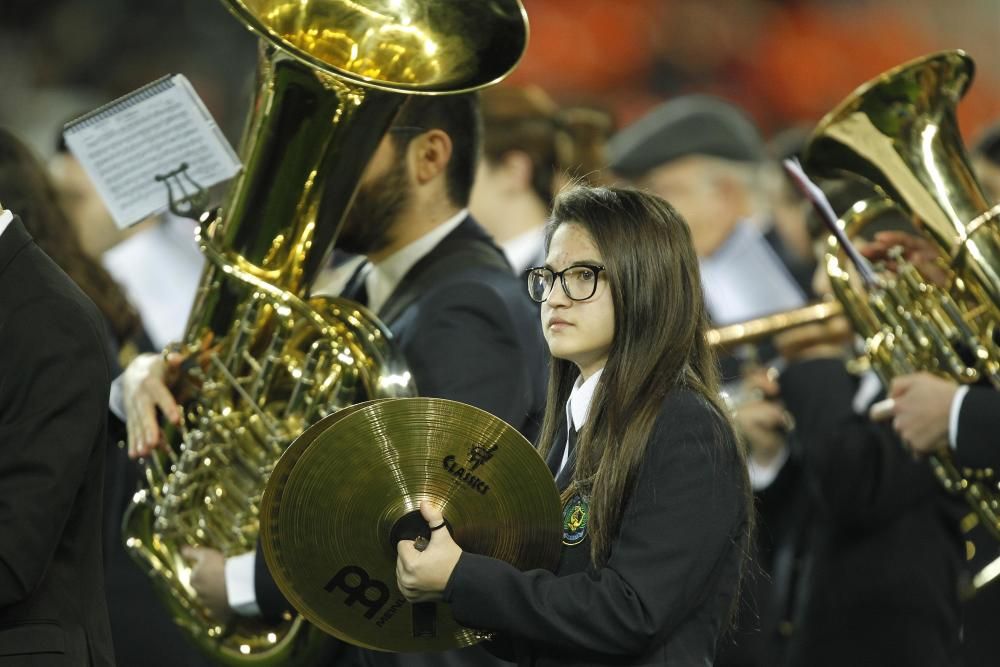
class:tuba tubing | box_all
[803,49,1000,595]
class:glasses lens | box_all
[527,269,553,302]
[563,266,599,300]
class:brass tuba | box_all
[121,1,529,664]
[801,50,1000,576]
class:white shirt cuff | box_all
[224,551,261,617]
[109,374,126,421]
[948,385,970,451]
[748,446,790,491]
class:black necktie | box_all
[342,264,369,306]
[556,425,578,489]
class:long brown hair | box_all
[0,128,143,345]
[536,185,751,567]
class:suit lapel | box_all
[555,429,577,492]
[546,421,567,477]
[377,215,509,325]
[0,217,33,280]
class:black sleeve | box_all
[254,539,293,625]
[0,296,111,606]
[954,386,1000,470]
[443,395,746,657]
[780,358,938,528]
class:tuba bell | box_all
[121,1,529,663]
[801,50,1000,586]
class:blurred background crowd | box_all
[3,0,999,155]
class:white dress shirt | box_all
[362,209,468,314]
[102,215,205,349]
[700,220,806,326]
[949,385,970,450]
[558,369,603,476]
[0,209,13,238]
[500,226,545,275]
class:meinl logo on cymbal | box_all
[468,443,498,470]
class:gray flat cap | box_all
[608,95,766,178]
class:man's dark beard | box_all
[336,156,411,256]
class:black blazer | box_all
[374,215,547,443]
[0,218,115,665]
[444,388,749,667]
[953,385,1000,470]
[779,359,963,667]
[256,215,549,666]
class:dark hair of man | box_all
[535,185,752,572]
[0,127,143,345]
[389,93,482,207]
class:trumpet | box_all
[706,301,844,349]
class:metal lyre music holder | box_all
[155,162,209,220]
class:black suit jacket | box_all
[954,385,1000,470]
[445,388,749,666]
[780,359,963,667]
[944,385,1000,667]
[0,218,115,665]
[256,216,548,666]
[375,216,546,442]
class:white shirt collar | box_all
[566,368,604,432]
[0,210,13,238]
[365,208,468,314]
[500,226,545,274]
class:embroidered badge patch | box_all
[562,493,590,546]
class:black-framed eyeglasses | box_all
[525,264,606,303]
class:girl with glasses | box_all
[397,185,752,666]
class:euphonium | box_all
[121,1,529,664]
[801,50,1000,575]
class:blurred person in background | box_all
[765,125,815,271]
[869,118,1000,470]
[770,180,965,666]
[607,96,815,666]
[470,84,614,275]
[0,129,149,367]
[0,128,213,666]
[607,95,813,320]
[49,132,143,261]
[49,128,205,350]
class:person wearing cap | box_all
[607,95,813,318]
[608,96,812,666]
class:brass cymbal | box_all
[260,397,562,653]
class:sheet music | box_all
[63,74,242,229]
